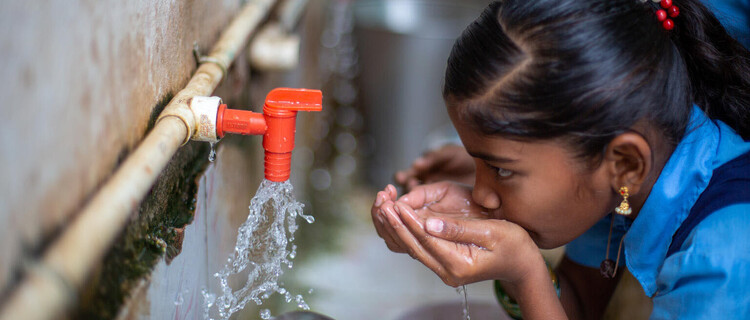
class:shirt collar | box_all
[623,106,718,297]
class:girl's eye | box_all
[487,162,514,178]
[497,167,513,178]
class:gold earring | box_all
[615,186,632,215]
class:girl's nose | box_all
[472,174,501,210]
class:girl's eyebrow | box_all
[466,150,518,163]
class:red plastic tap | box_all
[215,88,323,182]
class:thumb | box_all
[425,217,495,249]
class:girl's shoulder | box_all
[652,203,750,318]
[686,203,750,257]
[652,212,750,318]
[666,149,750,257]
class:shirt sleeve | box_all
[565,214,627,268]
[650,204,750,319]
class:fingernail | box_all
[375,195,384,207]
[393,205,401,214]
[377,212,385,224]
[426,218,444,233]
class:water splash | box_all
[174,288,190,306]
[208,142,217,162]
[260,309,272,319]
[202,179,315,319]
[456,285,471,320]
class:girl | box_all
[371,0,750,319]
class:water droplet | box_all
[260,309,272,319]
[209,142,217,162]
[174,294,184,306]
[174,288,190,306]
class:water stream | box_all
[457,285,471,320]
[208,142,217,162]
[202,179,314,320]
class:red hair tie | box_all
[652,0,680,30]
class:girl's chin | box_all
[531,235,563,250]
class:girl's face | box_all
[450,109,617,249]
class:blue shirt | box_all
[566,106,750,319]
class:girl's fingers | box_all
[386,184,398,200]
[425,217,500,250]
[396,202,476,272]
[397,182,450,210]
[373,191,386,208]
[372,191,407,253]
[371,206,389,237]
[396,186,427,209]
[394,201,426,232]
[371,191,389,224]
[382,230,407,253]
[382,202,446,275]
[380,201,411,251]
[377,210,407,253]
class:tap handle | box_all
[264,88,322,114]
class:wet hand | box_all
[418,215,543,286]
[371,184,408,253]
[396,181,487,220]
[379,183,543,287]
[394,144,475,192]
[371,181,483,254]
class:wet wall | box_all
[0,0,328,318]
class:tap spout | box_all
[189,88,323,182]
[262,88,322,182]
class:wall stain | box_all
[146,92,176,134]
[71,93,209,318]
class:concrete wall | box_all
[0,0,326,317]
[0,0,239,290]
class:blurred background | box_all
[0,0,648,319]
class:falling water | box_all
[208,142,217,162]
[202,179,315,320]
[456,285,471,320]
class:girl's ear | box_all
[603,132,653,195]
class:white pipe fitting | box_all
[189,96,222,142]
[249,23,300,71]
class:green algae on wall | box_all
[72,93,210,319]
